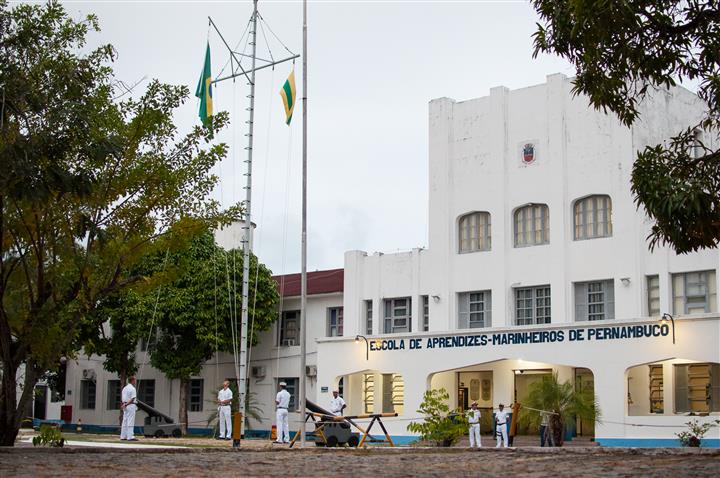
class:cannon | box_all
[137,400,182,438]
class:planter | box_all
[687,436,701,447]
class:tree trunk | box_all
[0,360,36,446]
[179,378,188,436]
[551,415,564,446]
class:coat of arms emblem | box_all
[522,143,535,164]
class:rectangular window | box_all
[363,373,375,414]
[458,291,491,329]
[649,365,663,414]
[574,280,615,321]
[365,300,373,335]
[188,379,203,412]
[327,307,344,337]
[80,380,96,410]
[279,310,299,346]
[278,377,298,410]
[383,297,412,334]
[422,295,429,332]
[138,379,155,408]
[106,380,121,410]
[382,373,404,415]
[672,270,717,315]
[674,363,720,413]
[515,286,551,325]
[647,275,660,316]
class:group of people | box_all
[466,401,554,448]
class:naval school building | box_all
[62,74,719,447]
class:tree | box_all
[0,1,238,445]
[132,231,278,436]
[407,388,467,447]
[531,0,720,253]
[518,372,599,446]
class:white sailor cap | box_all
[279,381,287,387]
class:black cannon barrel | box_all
[135,399,174,424]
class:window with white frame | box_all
[80,380,96,409]
[327,307,344,337]
[672,270,717,315]
[647,275,660,316]
[278,377,298,410]
[515,286,551,325]
[422,295,429,332]
[674,363,720,413]
[574,195,612,240]
[458,211,491,253]
[574,280,614,321]
[382,373,405,415]
[365,300,373,335]
[107,380,121,410]
[138,379,155,408]
[279,310,299,346]
[458,291,491,329]
[384,297,412,334]
[363,373,375,414]
[514,204,549,247]
[188,379,203,412]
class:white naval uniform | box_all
[466,408,481,447]
[275,389,291,443]
[120,383,137,440]
[329,396,346,416]
[218,387,233,439]
[495,409,509,448]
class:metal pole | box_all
[299,0,308,448]
[237,0,258,446]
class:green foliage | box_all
[407,388,467,447]
[532,0,720,253]
[32,424,64,447]
[676,418,720,447]
[0,0,238,445]
[518,372,600,446]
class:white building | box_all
[64,74,719,446]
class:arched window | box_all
[574,195,612,240]
[458,212,491,253]
[514,204,549,247]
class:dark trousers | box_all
[540,425,547,447]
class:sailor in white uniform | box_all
[329,390,346,416]
[495,403,509,448]
[120,376,138,441]
[275,382,291,444]
[217,380,233,440]
[466,401,481,448]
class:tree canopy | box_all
[532,0,720,253]
[0,1,238,445]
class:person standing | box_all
[466,401,481,448]
[275,382,291,444]
[217,380,233,440]
[120,376,138,441]
[509,401,521,446]
[329,390,346,416]
[494,403,509,448]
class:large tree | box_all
[532,0,720,253]
[131,230,278,435]
[0,1,238,445]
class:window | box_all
[188,379,203,412]
[692,129,705,159]
[138,379,155,408]
[515,286,551,325]
[672,271,717,315]
[458,211,491,252]
[647,275,660,316]
[278,377,298,410]
[514,204,549,247]
[649,365,663,414]
[458,291,491,329]
[107,380,121,410]
[80,380,96,409]
[574,195,612,240]
[279,310,299,346]
[365,300,373,335]
[363,373,375,414]
[574,280,614,321]
[382,374,404,415]
[384,297,411,334]
[422,295,429,332]
[327,307,343,337]
[674,363,720,413]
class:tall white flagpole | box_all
[299,0,308,448]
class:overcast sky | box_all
[63,0,574,275]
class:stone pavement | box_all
[1,445,718,477]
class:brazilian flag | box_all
[279,70,296,125]
[195,43,213,131]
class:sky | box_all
[58,0,574,275]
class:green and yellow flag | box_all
[195,43,213,130]
[279,70,296,125]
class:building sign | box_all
[368,323,671,352]
[522,143,536,164]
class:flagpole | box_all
[299,0,308,448]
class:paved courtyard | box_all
[1,445,719,477]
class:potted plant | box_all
[676,419,720,447]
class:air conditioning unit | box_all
[282,339,296,346]
[251,366,266,378]
[82,369,96,381]
[305,365,317,377]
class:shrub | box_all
[407,388,467,447]
[32,424,65,447]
